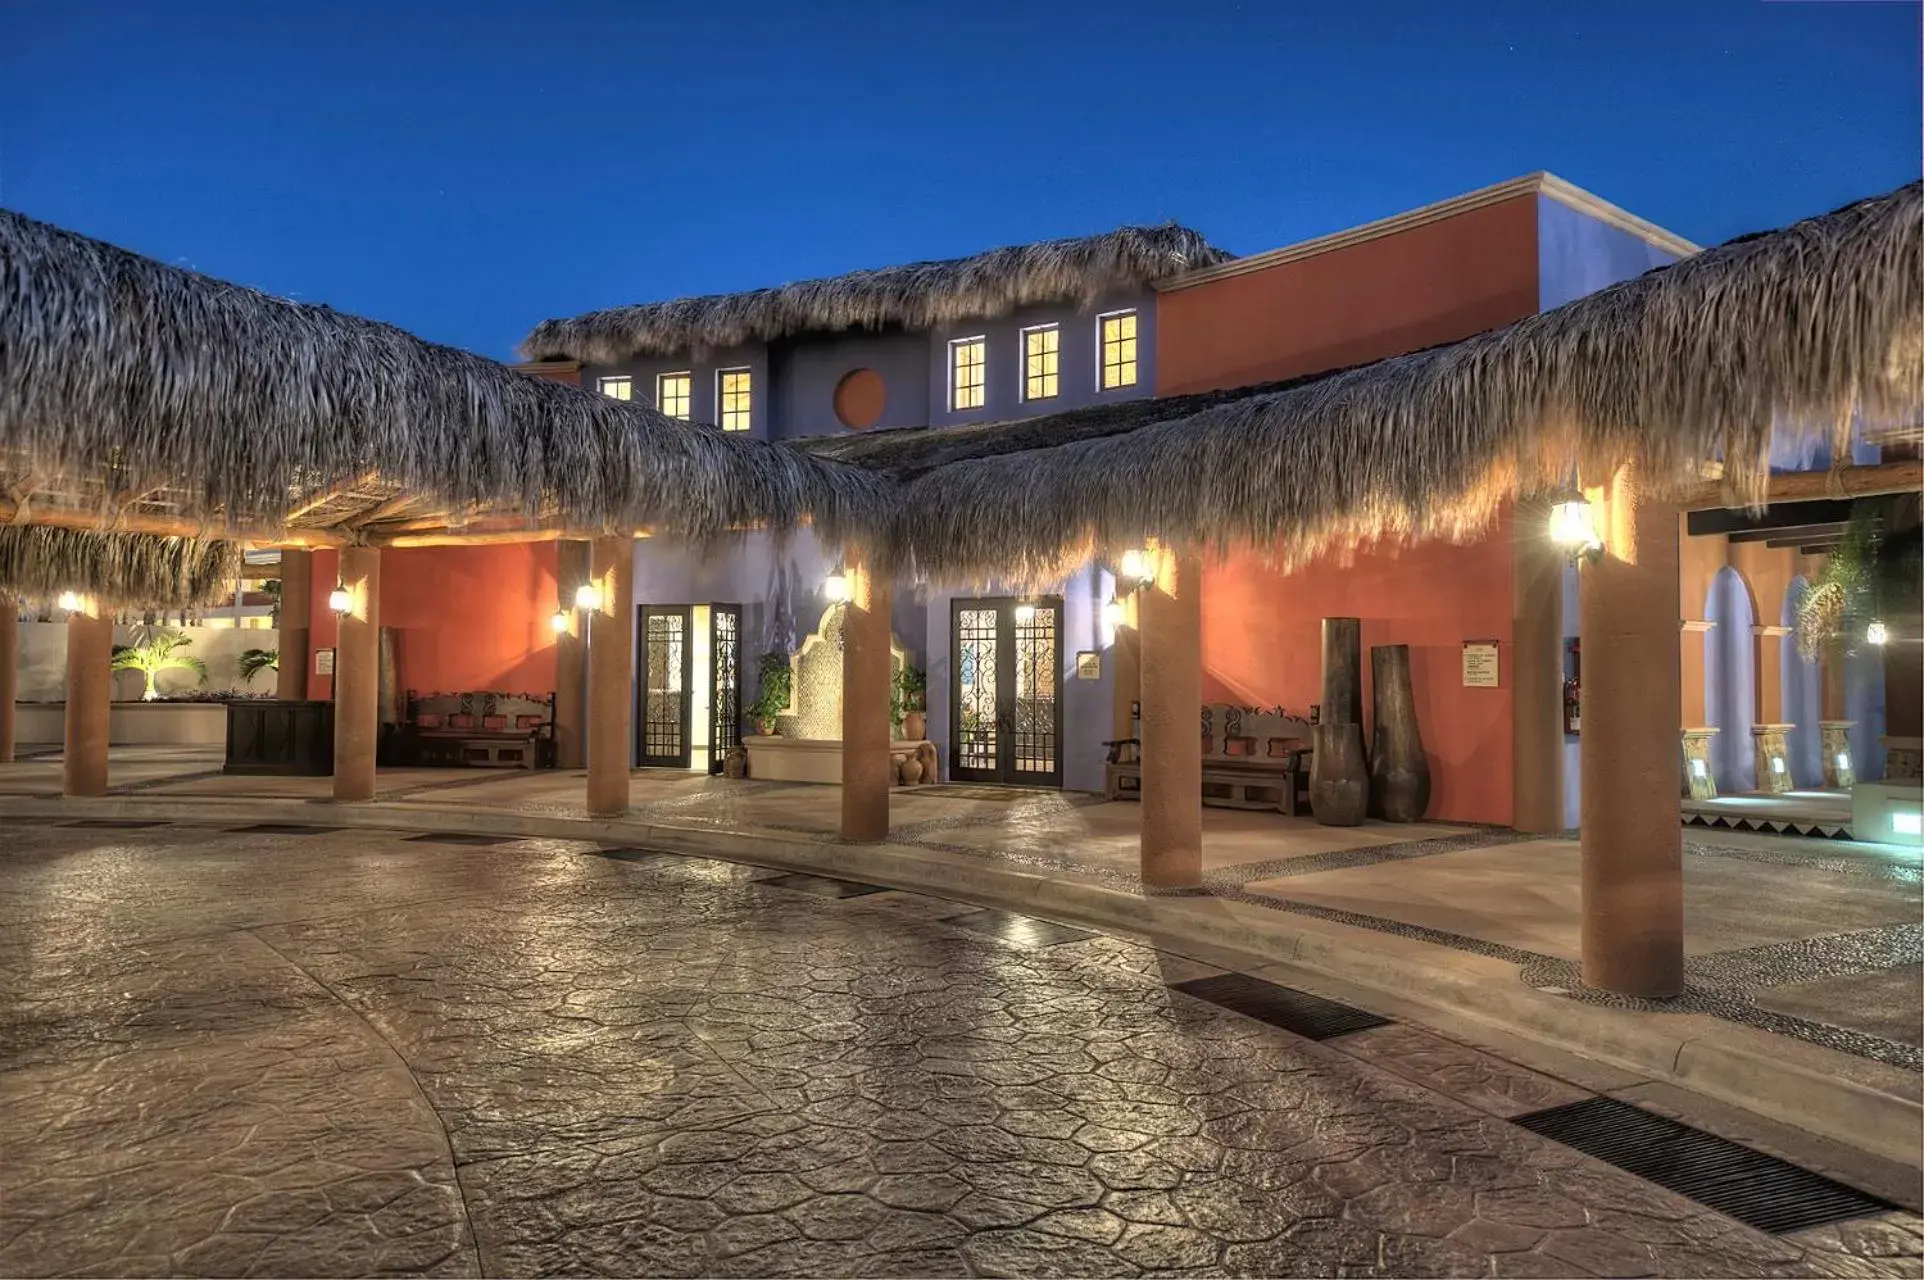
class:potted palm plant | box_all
[111,627,208,701]
[746,651,793,735]
[238,647,279,686]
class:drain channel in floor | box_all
[1170,972,1391,1040]
[942,908,1095,948]
[403,832,515,847]
[594,847,676,864]
[227,822,344,835]
[1512,1097,1897,1234]
[754,872,889,899]
[59,819,169,830]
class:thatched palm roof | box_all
[521,225,1230,364]
[0,207,885,545]
[838,182,1922,584]
[0,527,240,608]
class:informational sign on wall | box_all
[1461,641,1499,688]
[1076,651,1102,680]
[314,647,336,676]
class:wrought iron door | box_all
[949,596,1063,786]
[637,606,692,768]
[710,604,741,774]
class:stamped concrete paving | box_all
[1,822,1919,1278]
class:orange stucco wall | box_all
[305,544,561,700]
[1157,194,1540,394]
[1162,195,1540,824]
[1202,511,1518,825]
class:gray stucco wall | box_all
[769,331,931,441]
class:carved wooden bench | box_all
[401,690,556,769]
[1105,703,1313,816]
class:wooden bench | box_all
[1105,703,1314,816]
[401,691,556,769]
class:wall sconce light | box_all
[1865,620,1891,646]
[1102,598,1124,628]
[1689,758,1707,779]
[1836,752,1851,773]
[1014,602,1037,623]
[574,582,603,612]
[327,581,353,614]
[56,590,82,613]
[550,609,570,634]
[1770,756,1786,776]
[823,567,851,604]
[1117,548,1154,590]
[1548,497,1603,563]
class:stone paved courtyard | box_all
[2,820,1920,1277]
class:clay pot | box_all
[902,710,927,741]
[899,754,924,786]
[1369,644,1430,822]
[754,717,776,736]
[1309,722,1370,826]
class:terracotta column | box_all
[332,546,381,802]
[275,549,312,700]
[0,603,17,763]
[1512,498,1566,833]
[1579,464,1684,998]
[1139,545,1203,888]
[554,539,589,769]
[841,549,892,842]
[585,535,634,817]
[63,604,113,797]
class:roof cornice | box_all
[1159,172,1701,292]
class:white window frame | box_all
[1096,307,1141,393]
[1019,322,1061,403]
[597,374,633,400]
[948,335,988,413]
[654,371,692,421]
[715,366,754,432]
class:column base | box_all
[1680,728,1718,800]
[1819,720,1857,788]
[1750,724,1795,794]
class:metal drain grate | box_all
[59,819,167,830]
[594,847,673,864]
[1171,972,1390,1040]
[227,823,343,835]
[942,908,1094,948]
[403,832,513,847]
[754,872,889,899]
[1512,1097,1896,1234]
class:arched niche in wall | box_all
[1780,576,1822,787]
[1704,565,1758,793]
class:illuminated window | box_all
[717,368,753,432]
[655,372,691,420]
[1021,324,1059,402]
[1099,309,1139,390]
[950,336,986,411]
[598,375,633,400]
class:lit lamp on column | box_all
[823,566,852,604]
[550,609,570,634]
[574,582,604,613]
[327,581,353,614]
[56,590,85,614]
[1866,620,1891,647]
[1548,496,1604,564]
[1117,548,1154,591]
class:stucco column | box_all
[332,546,381,803]
[841,550,892,842]
[554,539,589,769]
[1139,545,1203,888]
[275,548,312,700]
[0,603,17,763]
[1752,624,1788,725]
[1579,464,1684,998]
[63,604,113,797]
[586,535,634,817]
[1512,498,1566,833]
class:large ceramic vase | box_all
[1369,643,1431,822]
[1310,617,1370,826]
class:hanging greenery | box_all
[1794,501,1922,661]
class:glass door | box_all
[949,596,1062,786]
[709,605,741,775]
[637,606,692,768]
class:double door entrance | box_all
[950,596,1063,787]
[635,604,740,773]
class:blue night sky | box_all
[2,0,1917,361]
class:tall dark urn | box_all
[1369,644,1431,822]
[1310,617,1370,826]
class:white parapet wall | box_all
[15,622,282,702]
[15,701,229,746]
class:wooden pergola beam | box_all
[1681,460,1921,511]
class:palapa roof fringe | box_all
[858,181,1923,586]
[520,224,1229,363]
[0,208,888,545]
[0,527,241,609]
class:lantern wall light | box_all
[1548,497,1603,563]
[327,582,353,614]
[574,582,603,612]
[1866,620,1891,646]
[56,590,82,613]
[1117,548,1154,590]
[550,609,570,634]
[823,567,851,604]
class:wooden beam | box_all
[284,471,380,522]
[1728,521,1853,544]
[0,501,347,548]
[1682,461,1922,511]
[370,524,660,549]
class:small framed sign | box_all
[1076,651,1102,680]
[1461,641,1499,688]
[314,647,336,676]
